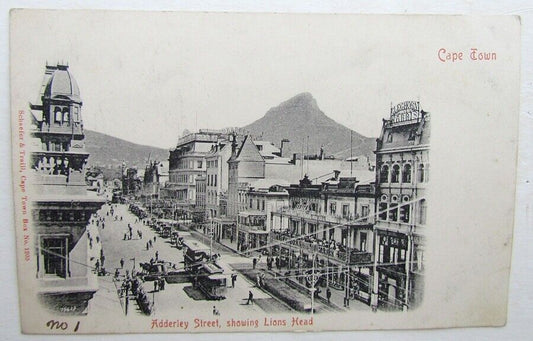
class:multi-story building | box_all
[227,135,266,219]
[236,180,289,251]
[371,101,430,311]
[205,139,233,240]
[167,130,226,218]
[29,64,105,314]
[271,173,375,305]
[194,175,206,226]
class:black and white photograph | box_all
[8,9,521,334]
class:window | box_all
[380,165,389,183]
[379,202,388,220]
[197,161,203,169]
[342,204,350,218]
[387,133,393,143]
[400,203,410,223]
[418,164,425,182]
[361,205,369,219]
[54,109,62,122]
[360,232,367,251]
[402,164,412,183]
[249,199,253,209]
[62,110,70,123]
[391,164,400,183]
[41,237,67,278]
[330,202,336,214]
[214,175,217,186]
[419,199,427,225]
[388,203,398,221]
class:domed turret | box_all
[43,64,81,103]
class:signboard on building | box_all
[390,101,421,126]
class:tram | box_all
[182,239,211,272]
[195,262,228,300]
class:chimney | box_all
[280,138,290,158]
[231,132,238,155]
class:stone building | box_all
[29,64,105,314]
[371,101,430,311]
[167,130,226,218]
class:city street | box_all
[89,203,291,317]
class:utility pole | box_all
[350,130,353,176]
[311,252,315,315]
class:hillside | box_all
[243,92,376,160]
[84,130,168,170]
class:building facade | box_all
[29,64,105,314]
[371,101,430,311]
[167,130,226,218]
[236,183,289,252]
[205,140,233,240]
[270,174,375,305]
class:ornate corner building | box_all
[371,101,430,311]
[29,64,105,314]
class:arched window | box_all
[62,110,70,123]
[402,164,412,183]
[54,108,62,122]
[380,165,389,183]
[391,164,400,183]
[418,199,427,225]
[425,164,430,182]
[418,164,425,183]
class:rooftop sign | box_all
[390,101,421,126]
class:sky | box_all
[11,10,478,149]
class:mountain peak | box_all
[280,92,318,110]
[244,93,376,160]
[265,92,321,120]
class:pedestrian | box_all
[101,255,106,267]
[146,242,149,251]
[102,222,105,229]
[230,235,233,244]
[139,231,142,239]
[256,274,261,288]
[95,259,100,272]
[247,291,254,305]
[149,240,153,248]
[154,236,157,243]
[252,258,257,269]
[154,280,159,292]
[231,274,237,288]
[326,287,332,303]
[123,233,127,241]
[120,258,124,268]
[160,278,165,291]
[155,251,159,261]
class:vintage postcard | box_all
[10,10,520,334]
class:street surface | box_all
[89,203,291,317]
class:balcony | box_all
[275,207,372,226]
[272,232,372,265]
